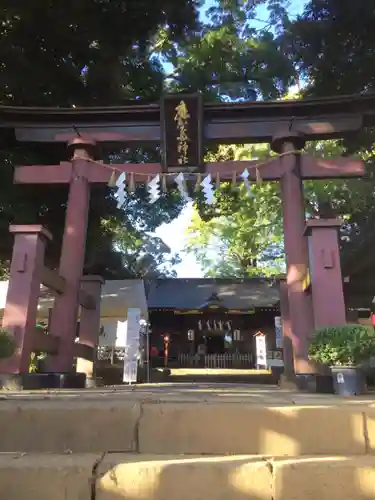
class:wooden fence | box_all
[97,347,254,369]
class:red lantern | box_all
[163,335,170,367]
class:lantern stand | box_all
[163,335,170,369]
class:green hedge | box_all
[0,329,16,360]
[309,324,375,367]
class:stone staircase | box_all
[1,386,375,499]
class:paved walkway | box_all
[1,382,375,406]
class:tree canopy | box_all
[285,0,375,97]
[284,0,375,277]
[182,1,375,278]
[1,0,375,280]
[1,0,201,106]
[0,0,200,278]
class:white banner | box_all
[255,334,267,368]
[115,320,127,347]
[123,308,141,384]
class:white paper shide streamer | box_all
[201,174,215,205]
[115,172,126,208]
[241,169,255,198]
[113,168,257,207]
[147,175,161,204]
[174,173,192,202]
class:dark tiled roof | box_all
[147,278,279,310]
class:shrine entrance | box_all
[0,92,371,386]
[195,317,234,356]
[203,333,225,355]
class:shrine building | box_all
[0,277,281,369]
[0,274,370,372]
[146,278,281,368]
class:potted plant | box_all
[309,324,375,396]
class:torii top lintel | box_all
[2,92,375,145]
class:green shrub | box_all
[309,324,375,367]
[0,329,16,360]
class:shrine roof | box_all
[146,278,279,310]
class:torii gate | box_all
[0,94,366,378]
[10,133,364,375]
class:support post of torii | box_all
[76,275,104,385]
[0,225,51,373]
[45,137,96,372]
[304,218,347,329]
[13,131,365,375]
[271,131,315,375]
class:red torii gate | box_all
[6,130,363,377]
[0,93,368,381]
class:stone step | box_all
[167,374,277,384]
[1,397,374,455]
[166,368,279,384]
[1,452,375,500]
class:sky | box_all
[155,0,306,279]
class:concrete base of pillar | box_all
[279,372,334,394]
[0,372,87,391]
[85,376,104,388]
[278,373,299,391]
[295,373,334,394]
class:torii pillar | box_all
[46,138,96,372]
[267,131,364,375]
[271,131,315,375]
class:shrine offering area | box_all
[1,383,375,499]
